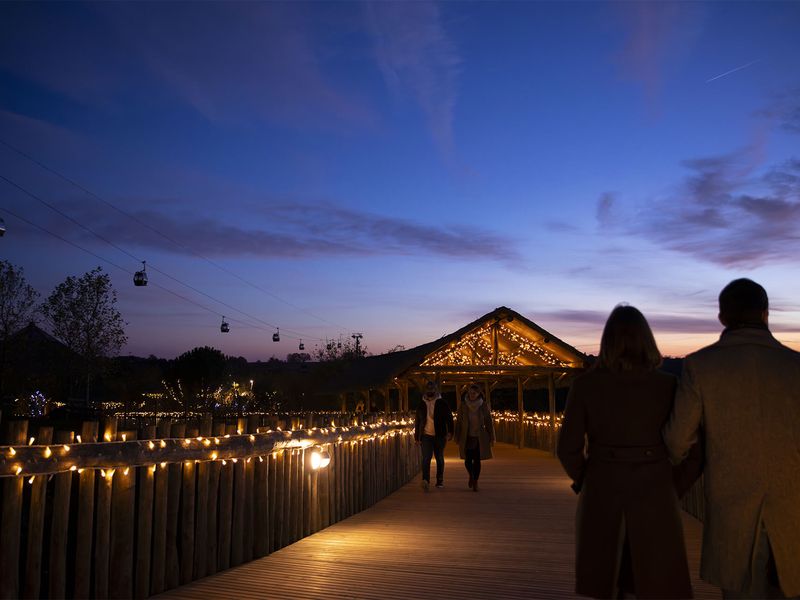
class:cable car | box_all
[220,317,230,333]
[0,217,5,237]
[272,328,280,342]
[326,341,333,351]
[133,261,148,286]
[337,340,342,349]
[299,340,305,351]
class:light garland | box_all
[421,322,569,368]
[0,418,415,481]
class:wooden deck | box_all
[158,443,720,599]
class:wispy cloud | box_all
[48,199,520,264]
[757,87,800,134]
[365,1,461,159]
[0,3,378,131]
[632,147,800,267]
[614,2,704,113]
[543,309,721,334]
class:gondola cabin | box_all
[273,329,280,342]
[220,317,230,333]
[133,261,147,286]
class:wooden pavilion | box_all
[330,307,587,450]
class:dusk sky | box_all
[1,1,799,361]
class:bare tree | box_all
[40,267,127,406]
[0,261,39,397]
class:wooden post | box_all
[109,430,136,599]
[179,459,196,584]
[217,425,235,570]
[150,419,171,594]
[74,421,98,599]
[253,453,269,558]
[165,423,185,590]
[548,371,557,456]
[517,377,525,449]
[484,381,492,412]
[135,426,156,600]
[267,451,278,554]
[94,418,117,599]
[339,392,346,413]
[205,422,224,576]
[192,421,211,581]
[274,450,285,551]
[23,426,52,599]
[0,420,27,600]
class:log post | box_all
[109,430,136,599]
[74,421,99,599]
[23,426,52,599]
[517,377,525,449]
[150,419,172,594]
[548,371,557,456]
[135,426,156,600]
[94,418,117,599]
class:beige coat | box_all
[454,399,494,460]
[664,327,800,595]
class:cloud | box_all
[632,148,800,267]
[614,3,704,113]
[0,3,377,131]
[365,1,461,159]
[48,199,520,264]
[596,192,616,226]
[757,87,800,134]
[542,309,720,334]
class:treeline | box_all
[0,261,361,417]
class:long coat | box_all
[454,399,494,460]
[664,327,800,596]
[558,368,699,599]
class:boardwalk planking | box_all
[158,443,720,600]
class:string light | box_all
[44,447,52,458]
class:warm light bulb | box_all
[44,446,52,458]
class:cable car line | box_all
[0,205,283,336]
[0,173,324,341]
[0,137,350,332]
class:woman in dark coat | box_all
[557,305,701,599]
[454,383,495,491]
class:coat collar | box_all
[716,326,782,349]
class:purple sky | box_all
[1,1,799,360]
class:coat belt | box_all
[589,443,668,462]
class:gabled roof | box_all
[324,307,586,392]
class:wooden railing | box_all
[492,411,561,453]
[0,415,418,599]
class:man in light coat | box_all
[664,279,800,599]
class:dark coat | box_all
[454,398,494,460]
[414,397,454,441]
[664,327,800,595]
[558,368,702,599]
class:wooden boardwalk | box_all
[159,443,720,600]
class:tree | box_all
[163,346,227,416]
[0,261,39,397]
[40,267,127,405]
[312,337,369,362]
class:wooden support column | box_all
[339,392,346,413]
[517,377,524,449]
[455,384,462,411]
[548,371,557,456]
[383,387,391,414]
[484,381,492,412]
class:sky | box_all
[1,1,799,361]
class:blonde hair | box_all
[597,305,662,373]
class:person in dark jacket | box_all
[557,305,702,599]
[454,383,495,492]
[414,381,454,491]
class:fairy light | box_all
[44,446,52,458]
[28,437,35,446]
[28,475,35,484]
[148,441,155,450]
[123,467,130,476]
[15,466,22,475]
[76,435,82,443]
[8,447,15,457]
[210,451,218,461]
[203,439,211,447]
[249,435,255,442]
[121,433,127,442]
[160,440,166,448]
[70,465,77,471]
[160,462,167,469]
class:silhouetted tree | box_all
[0,261,39,398]
[40,267,126,406]
[163,346,227,416]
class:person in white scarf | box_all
[454,383,495,492]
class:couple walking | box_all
[414,381,494,491]
[558,279,800,599]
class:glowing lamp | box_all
[309,448,331,470]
